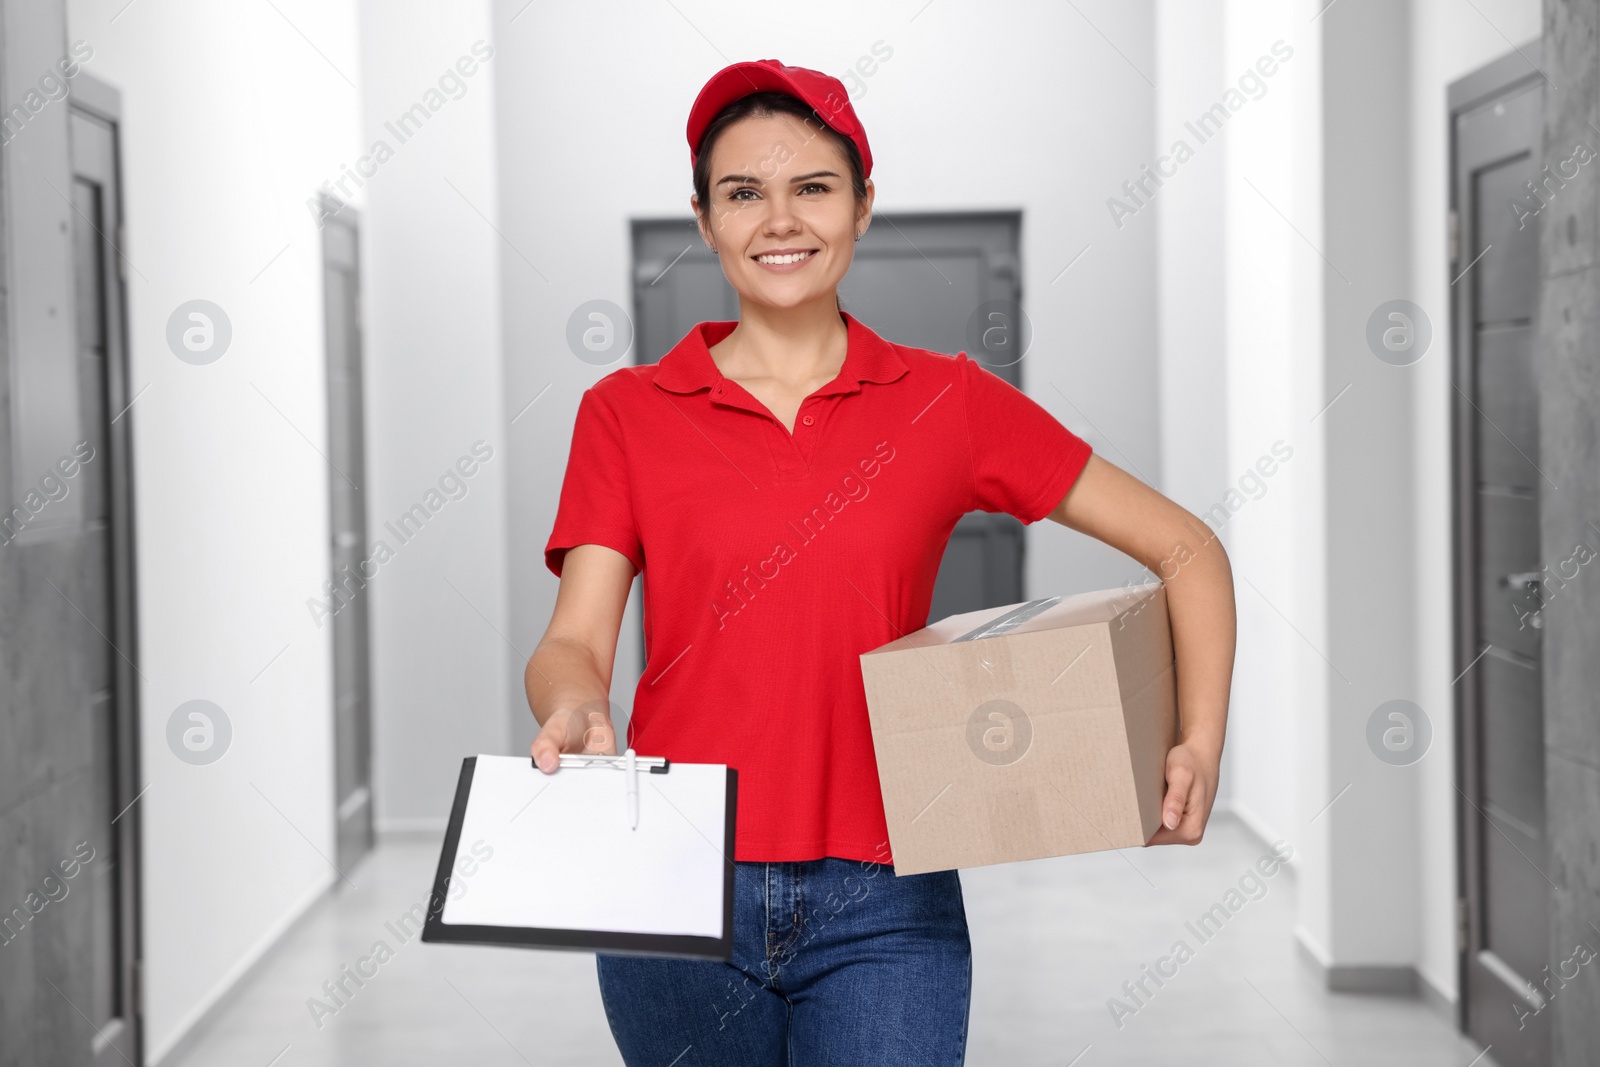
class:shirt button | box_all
[802,414,814,426]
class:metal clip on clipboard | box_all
[532,748,672,830]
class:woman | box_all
[530,59,1236,1066]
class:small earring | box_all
[854,231,862,242]
[708,243,717,253]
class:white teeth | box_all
[756,250,815,264]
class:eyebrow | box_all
[714,170,841,188]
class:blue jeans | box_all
[596,857,972,1065]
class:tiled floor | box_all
[162,816,1494,1066]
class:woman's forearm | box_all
[528,546,635,767]
[525,636,611,730]
[1157,522,1236,760]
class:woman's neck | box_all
[709,297,848,386]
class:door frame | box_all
[318,193,375,873]
[1447,38,1544,1044]
[67,69,145,1065]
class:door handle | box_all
[1501,571,1542,590]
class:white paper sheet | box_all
[439,754,730,938]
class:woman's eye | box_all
[728,184,828,200]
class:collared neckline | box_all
[652,310,909,400]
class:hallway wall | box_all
[495,0,1163,753]
[63,0,364,1060]
[1218,0,1308,891]
[1538,6,1600,1061]
[354,0,510,832]
[1152,3,1229,583]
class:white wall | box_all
[1310,0,1422,978]
[357,0,510,831]
[1218,0,1308,868]
[1284,0,1336,983]
[496,0,1161,749]
[1215,0,1422,991]
[64,0,362,1059]
[1406,0,1541,1005]
[1153,5,1229,525]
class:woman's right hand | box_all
[530,699,618,773]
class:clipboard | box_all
[420,752,738,960]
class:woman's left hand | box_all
[1144,740,1221,846]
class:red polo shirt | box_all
[543,311,1093,864]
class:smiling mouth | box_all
[754,250,818,265]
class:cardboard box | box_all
[859,583,1177,875]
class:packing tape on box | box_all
[950,596,1063,644]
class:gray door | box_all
[0,71,143,1066]
[631,212,1028,674]
[1450,48,1547,1067]
[68,85,143,1067]
[321,200,374,871]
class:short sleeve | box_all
[960,352,1093,524]
[543,388,644,577]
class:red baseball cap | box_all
[686,59,873,178]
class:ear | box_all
[691,195,714,248]
[855,179,875,237]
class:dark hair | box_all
[691,91,868,225]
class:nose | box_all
[761,192,802,239]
